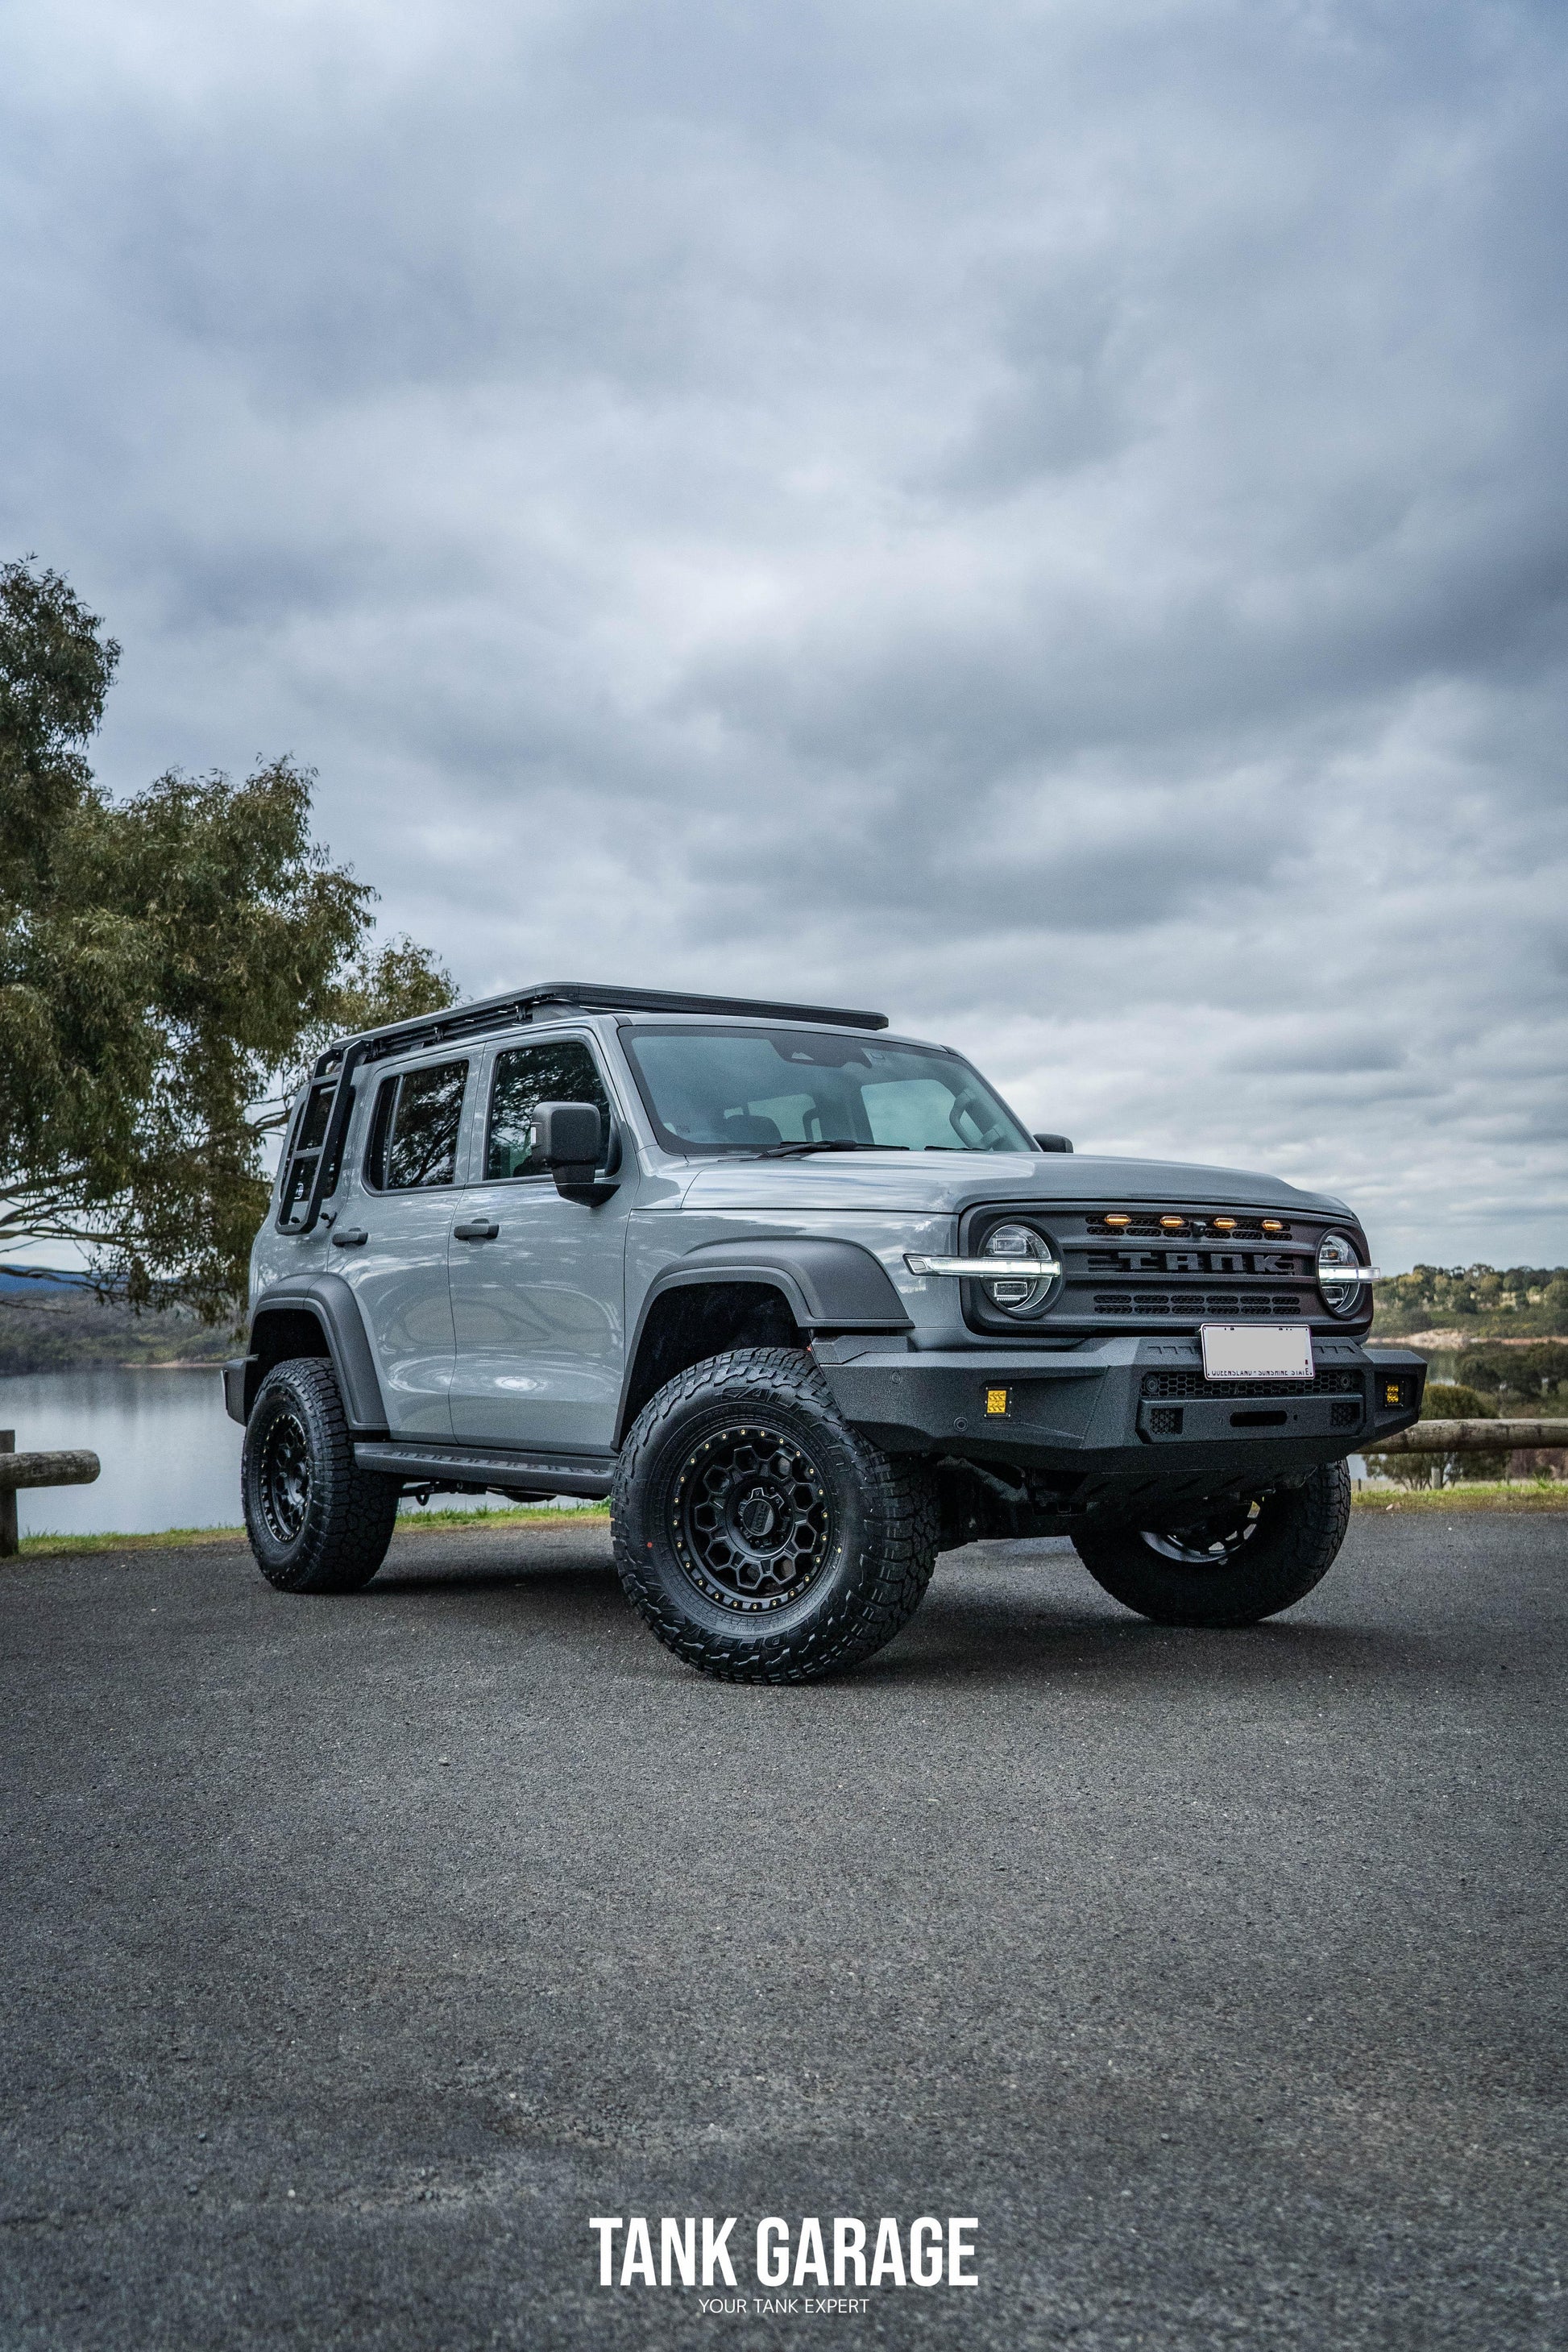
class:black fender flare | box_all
[615,1237,912,1443]
[647,1236,911,1331]
[235,1274,388,1432]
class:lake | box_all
[0,1368,533,1539]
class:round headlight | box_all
[1317,1230,1360,1317]
[982,1222,1056,1315]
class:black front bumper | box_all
[813,1334,1425,1490]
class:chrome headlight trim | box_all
[905,1217,1064,1317]
[1317,1230,1375,1317]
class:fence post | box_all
[0,1432,15,1559]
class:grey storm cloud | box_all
[2,0,1565,1267]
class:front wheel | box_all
[1072,1462,1351,1627]
[612,1348,939,1682]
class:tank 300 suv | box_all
[228,982,1424,1682]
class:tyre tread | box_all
[1072,1461,1352,1627]
[612,1347,937,1682]
[243,1359,399,1593]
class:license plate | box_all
[1200,1324,1313,1381]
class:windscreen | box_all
[621,1027,1034,1154]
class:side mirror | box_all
[1034,1132,1073,1153]
[530,1102,619,1204]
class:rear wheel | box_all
[243,1359,400,1593]
[1072,1462,1351,1627]
[612,1347,938,1682]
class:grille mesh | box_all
[1098,1292,1302,1318]
[1141,1369,1363,1400]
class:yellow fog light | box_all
[985,1388,1010,1417]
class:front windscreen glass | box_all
[620,1027,1034,1154]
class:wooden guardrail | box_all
[1369,1419,1565,1456]
[0,1430,101,1558]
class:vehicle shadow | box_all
[361,1531,1416,1695]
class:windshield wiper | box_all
[747,1139,908,1159]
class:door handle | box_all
[331,1226,369,1247]
[453,1219,500,1242]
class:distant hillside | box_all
[0,1269,233,1375]
[1371,1265,1568,1341]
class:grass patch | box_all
[1353,1480,1568,1512]
[10,1503,611,1558]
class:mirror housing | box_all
[1034,1132,1073,1153]
[530,1101,619,1204]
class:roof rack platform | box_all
[317,981,888,1072]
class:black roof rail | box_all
[313,981,889,1075]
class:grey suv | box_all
[226,982,1423,1681]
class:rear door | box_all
[446,1033,632,1451]
[334,1053,471,1438]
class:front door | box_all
[334,1053,471,1438]
[446,1034,632,1452]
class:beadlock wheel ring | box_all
[669,1421,836,1612]
[258,1407,312,1547]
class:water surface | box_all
[0,1368,533,1538]
[0,1368,241,1537]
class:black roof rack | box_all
[314,981,888,1074]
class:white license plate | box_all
[1200,1324,1313,1381]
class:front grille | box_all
[1142,1370,1363,1400]
[960,1197,1367,1342]
[1099,1292,1302,1318]
[1086,1213,1294,1241]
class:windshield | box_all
[620,1026,1035,1155]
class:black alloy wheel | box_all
[243,1358,400,1594]
[612,1347,938,1682]
[671,1424,835,1612]
[1139,1499,1263,1566]
[1072,1461,1351,1628]
[256,1405,313,1548]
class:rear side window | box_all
[366,1059,469,1189]
[485,1040,612,1179]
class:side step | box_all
[353,1442,615,1501]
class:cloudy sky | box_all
[4,0,1565,1268]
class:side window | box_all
[366,1059,469,1190]
[485,1040,612,1179]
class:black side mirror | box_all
[1034,1132,1073,1153]
[531,1102,619,1204]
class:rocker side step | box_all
[353,1442,615,1500]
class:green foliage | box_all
[1440,1342,1568,1412]
[0,558,454,1320]
[1373,1263,1568,1337]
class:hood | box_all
[678,1150,1352,1219]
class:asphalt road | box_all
[2,1511,1565,2352]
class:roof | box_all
[316,981,890,1071]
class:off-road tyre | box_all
[243,1358,400,1594]
[612,1347,939,1682]
[1072,1461,1351,1628]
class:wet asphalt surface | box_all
[2,1511,1565,2352]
